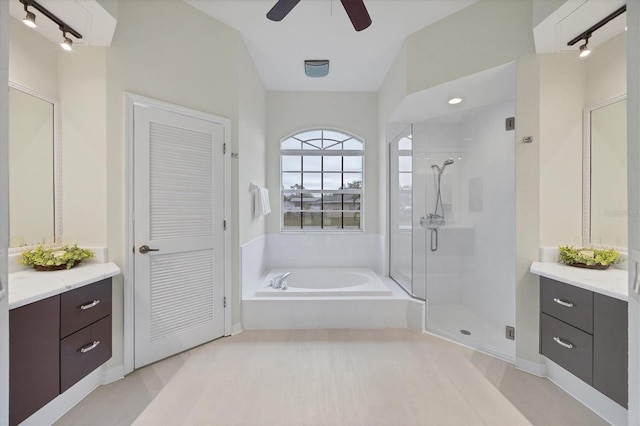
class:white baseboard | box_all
[231,322,243,335]
[21,367,103,425]
[545,359,628,426]
[102,365,125,385]
[515,357,547,377]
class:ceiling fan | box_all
[267,0,372,32]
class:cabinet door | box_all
[9,296,60,426]
[593,294,628,408]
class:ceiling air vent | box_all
[304,60,329,78]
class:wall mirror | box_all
[583,95,627,250]
[8,82,61,248]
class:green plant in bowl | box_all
[21,244,94,271]
[558,245,622,269]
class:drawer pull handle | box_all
[80,299,100,310]
[553,337,574,349]
[553,298,574,308]
[80,340,101,353]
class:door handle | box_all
[139,245,160,254]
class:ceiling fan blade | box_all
[340,0,372,31]
[266,0,301,22]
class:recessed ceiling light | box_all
[448,97,463,105]
[304,60,329,78]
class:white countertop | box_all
[9,262,120,309]
[530,261,628,301]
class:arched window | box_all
[281,129,364,231]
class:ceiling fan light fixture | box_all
[304,60,330,78]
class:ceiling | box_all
[185,0,477,92]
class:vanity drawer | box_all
[541,313,593,385]
[60,315,112,393]
[60,278,112,338]
[541,277,593,333]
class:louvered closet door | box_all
[133,105,225,369]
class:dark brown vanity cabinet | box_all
[540,277,628,408]
[9,278,112,425]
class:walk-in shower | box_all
[389,62,516,361]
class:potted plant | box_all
[21,244,94,271]
[558,245,622,270]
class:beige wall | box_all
[406,0,534,95]
[265,91,379,235]
[586,33,626,107]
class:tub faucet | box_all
[270,272,291,289]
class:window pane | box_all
[323,211,343,229]
[325,141,342,150]
[344,156,362,172]
[283,212,301,228]
[324,156,342,171]
[282,138,301,150]
[343,173,362,189]
[302,193,321,210]
[398,136,412,150]
[303,156,321,171]
[398,155,412,172]
[323,194,342,211]
[302,140,322,150]
[282,156,301,171]
[297,130,322,141]
[303,173,322,190]
[323,130,350,143]
[399,173,412,189]
[343,139,363,150]
[283,193,300,211]
[323,173,342,190]
[302,212,322,229]
[343,212,361,229]
[343,194,361,211]
[283,173,302,190]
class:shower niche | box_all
[390,98,516,362]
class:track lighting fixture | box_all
[60,32,73,51]
[579,40,591,58]
[22,5,37,28]
[18,0,83,51]
[567,5,625,58]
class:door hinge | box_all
[223,220,227,230]
[223,143,227,154]
[506,326,515,340]
[223,296,227,308]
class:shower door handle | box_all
[430,229,438,252]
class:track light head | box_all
[60,32,73,51]
[579,40,591,58]
[22,6,36,28]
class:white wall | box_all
[538,54,585,246]
[265,91,379,234]
[406,0,534,95]
[0,2,9,422]
[586,33,626,107]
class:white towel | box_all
[254,186,271,217]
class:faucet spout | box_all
[270,272,291,289]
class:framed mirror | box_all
[8,81,61,249]
[582,94,627,250]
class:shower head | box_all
[431,159,454,175]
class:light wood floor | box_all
[56,329,607,426]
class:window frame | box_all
[280,128,365,233]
